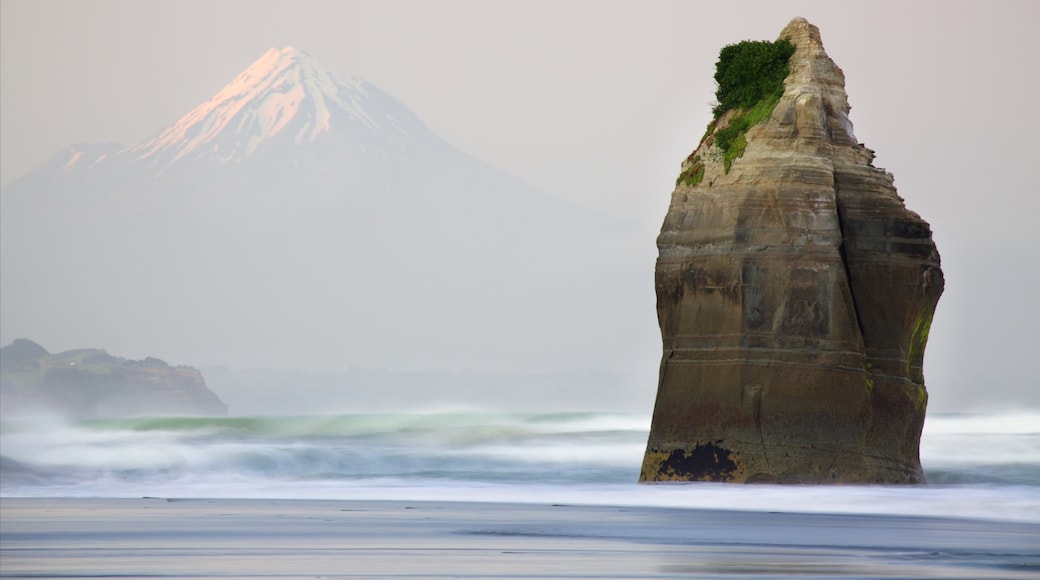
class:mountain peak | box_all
[128,46,400,170]
[235,45,325,91]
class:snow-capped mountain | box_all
[36,47,437,192]
[1,47,654,376]
[127,46,425,172]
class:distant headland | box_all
[0,338,228,418]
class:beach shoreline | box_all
[2,497,1037,579]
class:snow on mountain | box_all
[52,46,426,177]
[132,47,406,168]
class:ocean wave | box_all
[2,410,1038,522]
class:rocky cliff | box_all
[0,339,228,418]
[641,18,943,484]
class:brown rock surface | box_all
[640,18,943,484]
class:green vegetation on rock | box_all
[710,38,794,173]
[907,308,935,383]
[676,156,705,187]
[713,39,795,118]
[915,385,928,410]
[715,93,781,172]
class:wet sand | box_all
[1,497,1037,579]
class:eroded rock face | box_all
[640,18,943,484]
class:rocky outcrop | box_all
[0,339,228,417]
[640,18,943,484]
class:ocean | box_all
[2,410,1039,517]
[2,410,1039,578]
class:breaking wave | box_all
[2,410,1037,523]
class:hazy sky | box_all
[2,0,1039,411]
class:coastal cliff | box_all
[641,18,943,483]
[0,339,228,418]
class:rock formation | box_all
[0,339,228,418]
[640,18,943,484]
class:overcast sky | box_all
[2,0,1038,411]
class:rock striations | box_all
[640,18,943,484]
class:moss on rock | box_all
[709,39,794,173]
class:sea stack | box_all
[641,18,943,483]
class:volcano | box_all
[1,47,649,374]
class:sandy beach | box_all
[2,497,1038,579]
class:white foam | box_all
[2,411,1037,524]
